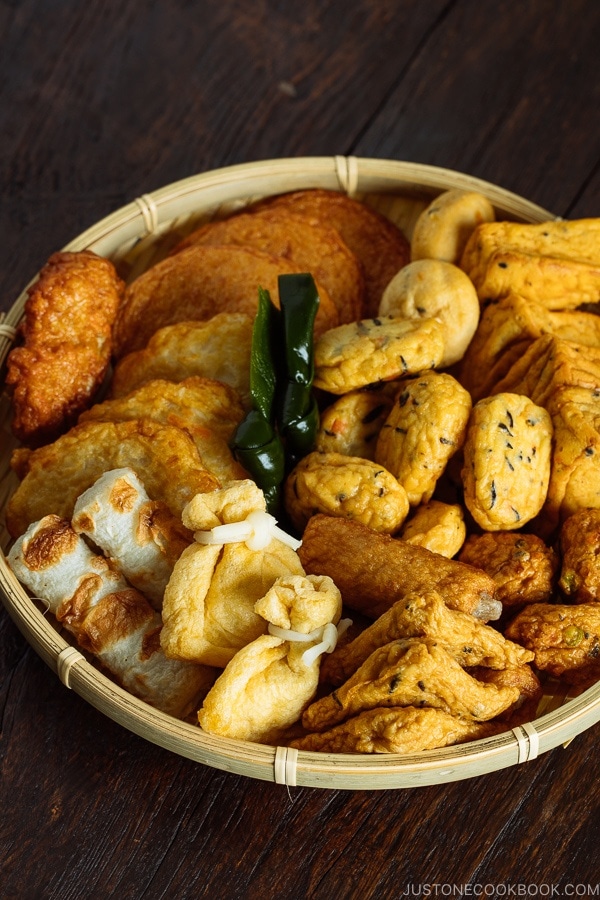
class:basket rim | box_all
[1,154,581,791]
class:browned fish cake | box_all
[113,244,339,357]
[5,250,124,446]
[253,189,410,316]
[559,508,600,602]
[172,208,365,323]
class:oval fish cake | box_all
[462,393,553,531]
[113,244,339,357]
[172,208,365,323]
[315,390,394,459]
[314,315,445,394]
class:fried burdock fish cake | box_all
[559,508,600,602]
[291,705,497,754]
[468,664,542,727]
[320,590,533,688]
[397,501,466,558]
[110,313,253,406]
[298,515,502,621]
[315,390,394,460]
[505,603,600,686]
[78,377,246,484]
[253,188,411,317]
[302,638,520,732]
[6,419,219,538]
[172,208,365,323]
[113,244,338,356]
[5,250,124,446]
[458,532,558,608]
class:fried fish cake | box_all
[78,377,246,484]
[6,250,124,446]
[110,313,252,407]
[172,208,365,322]
[411,189,496,265]
[315,390,394,460]
[6,419,219,538]
[113,244,339,357]
[291,705,497,754]
[461,218,600,308]
[314,316,445,394]
[458,532,558,607]
[303,638,520,731]
[320,590,533,687]
[462,393,553,531]
[253,188,410,316]
[285,451,409,535]
[468,664,542,727]
[397,501,466,558]
[298,514,501,621]
[375,372,472,506]
[559,508,600,602]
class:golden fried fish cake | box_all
[320,590,533,687]
[172,208,365,322]
[397,501,466,558]
[461,218,600,308]
[285,451,409,535]
[298,514,502,621]
[468,664,542,727]
[462,393,553,531]
[505,602,600,681]
[253,188,411,316]
[110,313,253,406]
[458,532,558,607]
[113,244,339,357]
[411,189,496,265]
[315,390,394,460]
[6,419,219,538]
[314,316,445,395]
[6,250,124,446]
[78,377,246,484]
[375,372,472,506]
[291,705,498,754]
[559,508,600,602]
[303,638,520,731]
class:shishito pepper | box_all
[231,273,320,513]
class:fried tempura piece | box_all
[320,590,532,687]
[397,501,466,558]
[461,218,600,308]
[559,508,600,602]
[303,639,520,731]
[110,314,253,406]
[458,532,558,607]
[291,706,497,754]
[253,188,411,316]
[79,377,246,484]
[469,665,542,726]
[315,390,394,460]
[505,602,600,684]
[6,419,219,538]
[172,207,365,322]
[113,244,338,356]
[284,451,409,535]
[6,250,124,446]
[298,515,501,620]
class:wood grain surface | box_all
[2,2,600,897]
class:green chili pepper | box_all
[231,410,285,513]
[250,287,279,423]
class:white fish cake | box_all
[375,372,472,506]
[313,315,445,394]
[315,390,394,460]
[462,393,553,531]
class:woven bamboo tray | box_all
[2,156,599,790]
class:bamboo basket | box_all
[2,156,599,791]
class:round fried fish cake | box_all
[172,208,365,323]
[6,419,220,538]
[254,189,410,316]
[398,500,466,558]
[113,244,339,357]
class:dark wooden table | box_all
[2,2,600,897]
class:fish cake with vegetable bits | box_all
[559,508,600,603]
[315,390,394,460]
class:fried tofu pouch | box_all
[298,515,502,621]
[6,250,124,446]
[320,590,533,687]
[160,482,305,668]
[559,508,600,602]
[291,706,497,754]
[302,638,520,732]
[461,218,600,308]
[198,574,342,743]
[462,393,553,531]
